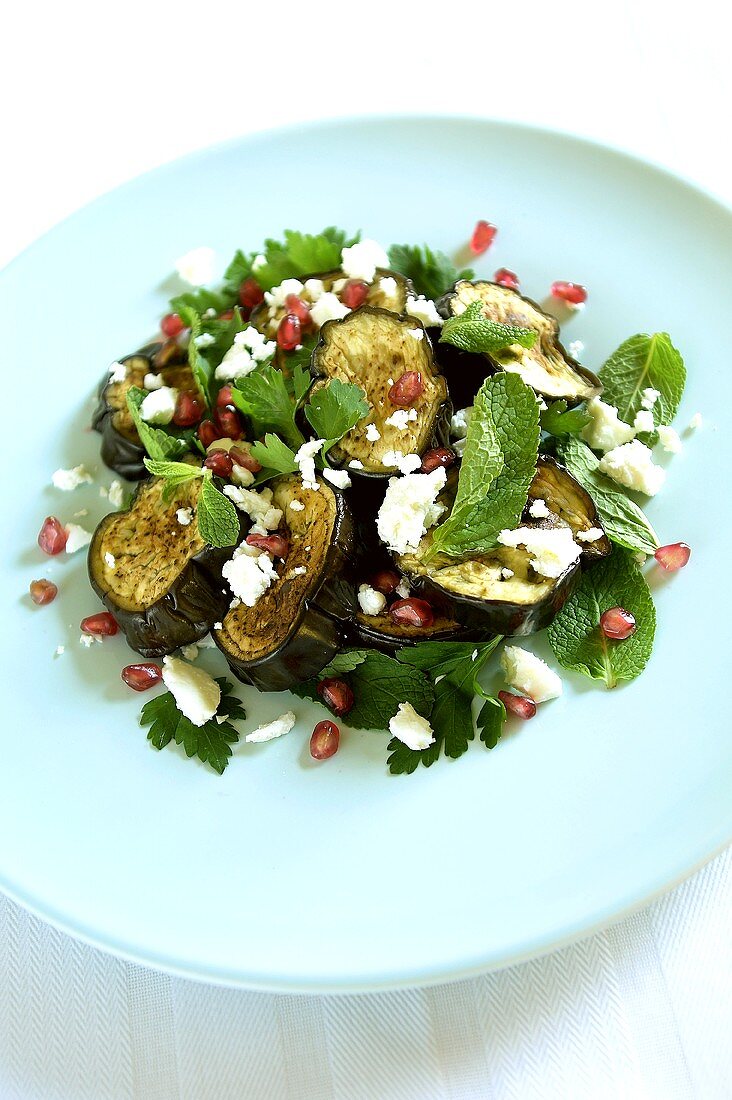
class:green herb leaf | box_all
[143,458,203,485]
[477,696,506,749]
[222,250,255,297]
[196,474,240,547]
[317,649,371,677]
[304,379,369,453]
[126,387,190,462]
[244,228,359,292]
[440,301,536,354]
[293,362,312,402]
[177,306,212,408]
[599,333,686,433]
[231,363,304,450]
[140,678,245,775]
[169,287,234,316]
[387,243,474,301]
[540,399,591,438]
[556,437,659,555]
[547,549,656,688]
[249,433,299,484]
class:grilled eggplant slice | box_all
[310,307,450,476]
[527,456,611,562]
[88,475,235,656]
[353,610,476,654]
[214,475,356,691]
[436,280,602,407]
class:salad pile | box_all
[33,223,695,774]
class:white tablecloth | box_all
[2,1,731,1096]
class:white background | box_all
[1,2,731,1097]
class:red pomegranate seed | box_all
[654,542,691,571]
[80,612,118,637]
[498,690,537,720]
[121,663,162,692]
[218,309,235,321]
[389,598,434,628]
[551,281,588,305]
[203,449,234,478]
[245,533,290,558]
[214,406,244,440]
[230,445,262,474]
[388,371,424,407]
[369,569,401,596]
[29,578,58,605]
[38,516,67,556]
[198,419,222,448]
[420,447,456,474]
[341,280,370,309]
[173,390,205,428]
[239,277,264,311]
[277,313,301,351]
[160,312,185,338]
[317,677,355,717]
[470,220,497,255]
[285,293,311,325]
[216,384,233,408]
[310,720,340,760]
[494,267,519,290]
[600,606,637,641]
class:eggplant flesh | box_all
[436,280,602,406]
[352,610,479,654]
[527,456,611,562]
[214,475,357,691]
[88,475,235,657]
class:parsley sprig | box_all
[141,677,245,774]
[387,243,474,301]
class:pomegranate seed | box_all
[173,390,205,428]
[389,598,434,628]
[498,690,537,720]
[198,419,222,448]
[203,449,234,478]
[310,720,340,760]
[600,606,637,641]
[285,293,311,325]
[160,312,185,338]
[80,612,118,637]
[29,578,58,605]
[341,280,370,309]
[317,677,355,717]
[470,220,497,255]
[230,445,262,474]
[494,267,519,290]
[38,516,67,556]
[654,542,691,571]
[218,309,235,321]
[277,313,301,351]
[388,371,424,407]
[245,533,289,558]
[216,384,233,408]
[239,277,264,311]
[369,569,401,596]
[420,447,456,474]
[214,406,244,440]
[121,663,162,692]
[551,281,588,305]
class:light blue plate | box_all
[1,117,730,993]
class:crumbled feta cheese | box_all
[203,308,217,319]
[291,566,307,577]
[528,498,550,519]
[265,278,305,309]
[500,567,515,580]
[395,579,410,598]
[176,507,193,526]
[215,325,276,381]
[73,508,88,518]
[213,621,222,630]
[52,465,93,491]
[245,711,297,744]
[222,545,277,607]
[348,459,365,470]
[365,423,381,442]
[568,339,585,359]
[450,407,472,440]
[688,412,703,431]
[640,387,661,410]
[581,398,635,452]
[598,440,666,496]
[104,551,116,568]
[193,332,216,349]
[54,645,65,657]
[162,655,221,726]
[384,409,418,431]
[501,646,562,703]
[340,238,389,282]
[79,634,96,648]
[382,450,422,475]
[143,372,163,391]
[175,246,215,286]
[358,583,386,616]
[222,485,283,531]
[231,464,255,488]
[323,468,352,490]
[633,410,655,433]
[289,499,305,511]
[294,439,324,491]
[379,276,397,298]
[406,327,424,341]
[252,254,266,272]
[657,425,682,454]
[180,643,199,662]
[331,278,347,293]
[107,480,124,508]
[303,278,325,302]
[576,527,604,543]
[64,523,92,554]
[497,526,582,579]
[405,295,442,326]
[377,467,447,554]
[140,386,178,425]
[108,361,127,384]
[388,702,435,750]
[310,292,350,328]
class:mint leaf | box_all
[387,243,474,300]
[429,373,540,558]
[304,379,369,453]
[599,333,686,431]
[318,649,370,677]
[231,363,304,450]
[196,474,240,547]
[540,399,591,438]
[126,387,190,461]
[143,458,202,486]
[440,301,536,354]
[547,549,656,688]
[557,437,659,555]
[140,678,245,775]
[249,433,298,484]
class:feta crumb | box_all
[576,527,604,543]
[213,621,222,630]
[252,254,266,272]
[264,278,305,309]
[64,523,92,554]
[193,332,216,348]
[657,425,682,454]
[640,387,661,410]
[294,439,324,491]
[500,567,515,580]
[79,634,96,648]
[497,526,582,579]
[143,372,163,391]
[688,412,703,431]
[633,409,655,433]
[332,278,348,293]
[395,579,410,598]
[434,674,445,684]
[222,545,277,606]
[323,468,352,490]
[581,398,635,452]
[501,646,562,703]
[108,361,128,384]
[176,507,193,526]
[340,238,389,283]
[107,480,124,508]
[379,276,397,299]
[289,499,305,511]
[140,386,178,425]
[598,440,666,496]
[73,508,89,518]
[180,644,199,662]
[303,278,325,302]
[382,450,422,475]
[450,407,472,440]
[104,551,116,568]
[54,645,65,657]
[310,292,350,327]
[292,566,307,577]
[377,467,447,554]
[406,327,424,341]
[222,485,283,530]
[203,308,217,319]
[231,464,255,488]
[405,295,442,326]
[568,339,585,359]
[358,583,387,616]
[365,423,381,442]
[162,655,221,726]
[215,325,276,381]
[528,498,550,519]
[388,702,435,750]
[175,246,215,286]
[384,408,418,431]
[348,459,365,470]
[52,465,93,491]
[245,711,297,744]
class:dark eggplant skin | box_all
[88,476,239,658]
[350,611,481,655]
[214,476,358,692]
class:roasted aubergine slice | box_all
[214,475,356,691]
[88,474,236,656]
[528,456,611,562]
[352,610,477,654]
[435,280,602,407]
[310,307,450,476]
